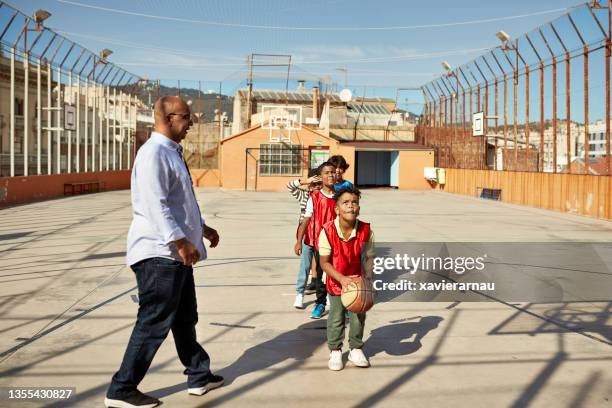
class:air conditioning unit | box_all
[424,167,446,185]
[424,167,437,181]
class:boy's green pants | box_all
[327,294,366,350]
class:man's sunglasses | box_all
[167,113,192,121]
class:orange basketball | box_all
[341,275,375,313]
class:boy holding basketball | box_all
[318,186,375,370]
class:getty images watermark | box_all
[371,243,612,302]
[373,252,491,292]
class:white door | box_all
[390,151,399,187]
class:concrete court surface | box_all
[0,188,611,408]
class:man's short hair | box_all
[318,161,336,173]
[308,167,320,178]
[334,185,361,202]
[329,155,350,171]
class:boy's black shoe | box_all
[104,390,160,408]
[188,374,225,396]
[304,279,317,295]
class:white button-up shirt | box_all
[126,131,207,266]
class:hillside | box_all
[130,84,234,122]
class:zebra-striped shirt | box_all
[287,179,309,224]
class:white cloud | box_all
[293,45,424,63]
[294,45,366,60]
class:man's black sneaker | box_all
[188,374,225,396]
[104,390,160,408]
[304,280,317,295]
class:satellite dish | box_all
[339,88,352,102]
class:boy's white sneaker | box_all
[348,348,370,367]
[293,294,304,309]
[328,350,344,371]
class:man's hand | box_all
[294,241,302,256]
[203,225,219,248]
[175,238,200,266]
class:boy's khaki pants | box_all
[327,294,366,350]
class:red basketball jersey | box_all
[299,190,315,246]
[322,219,371,295]
[310,190,336,250]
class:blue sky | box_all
[13,0,607,116]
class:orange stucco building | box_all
[217,124,434,191]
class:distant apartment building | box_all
[587,120,610,159]
[0,52,149,177]
[491,119,612,172]
[538,121,584,172]
[487,121,584,172]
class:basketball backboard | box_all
[262,105,302,143]
[472,111,484,136]
[64,105,76,131]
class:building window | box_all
[15,98,24,116]
[259,143,302,176]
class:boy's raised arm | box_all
[287,179,302,199]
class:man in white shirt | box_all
[106,96,222,408]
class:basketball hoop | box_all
[269,117,292,143]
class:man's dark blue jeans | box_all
[107,257,211,398]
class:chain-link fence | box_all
[418,1,612,176]
[0,1,143,177]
